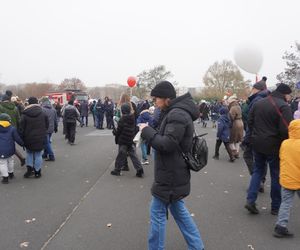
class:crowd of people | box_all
[1,76,300,248]
[199,77,300,239]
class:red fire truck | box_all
[45,89,88,105]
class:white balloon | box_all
[234,43,263,74]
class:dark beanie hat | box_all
[28,97,38,105]
[150,81,176,99]
[121,103,131,115]
[2,94,11,102]
[253,76,267,91]
[253,81,266,91]
[0,113,12,122]
[5,90,13,98]
[276,83,292,95]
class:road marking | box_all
[85,131,113,137]
[40,160,115,250]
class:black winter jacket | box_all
[19,104,49,152]
[141,93,199,203]
[114,114,137,145]
[248,91,293,155]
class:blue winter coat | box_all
[136,110,154,127]
[217,108,230,143]
[94,102,105,115]
[0,121,24,159]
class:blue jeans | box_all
[81,116,88,126]
[247,151,281,210]
[276,188,300,227]
[141,141,148,161]
[26,150,43,171]
[148,196,204,250]
[44,134,54,159]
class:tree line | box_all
[1,42,298,102]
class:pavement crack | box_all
[40,160,115,250]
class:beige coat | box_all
[228,102,244,143]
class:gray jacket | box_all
[42,103,58,134]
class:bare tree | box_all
[58,78,87,91]
[88,85,127,102]
[5,83,56,100]
[277,42,300,91]
[136,65,174,98]
[203,60,251,99]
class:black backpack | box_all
[179,133,208,172]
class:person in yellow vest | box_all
[273,119,300,238]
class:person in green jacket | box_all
[0,94,20,128]
[0,93,25,166]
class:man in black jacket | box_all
[20,97,49,178]
[245,83,293,215]
[139,81,204,250]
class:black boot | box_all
[136,169,144,178]
[212,155,219,160]
[24,166,34,178]
[34,169,41,178]
[8,172,14,179]
[1,177,9,184]
[110,170,121,176]
[214,140,221,159]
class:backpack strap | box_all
[267,96,289,129]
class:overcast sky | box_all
[0,0,299,88]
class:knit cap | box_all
[150,81,176,99]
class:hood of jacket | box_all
[23,104,43,117]
[42,102,52,109]
[270,90,287,101]
[248,89,269,103]
[140,110,151,120]
[0,101,16,111]
[0,121,11,132]
[288,120,300,139]
[168,93,199,121]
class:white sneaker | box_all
[141,160,149,165]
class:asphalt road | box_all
[1,120,300,250]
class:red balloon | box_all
[127,76,136,87]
